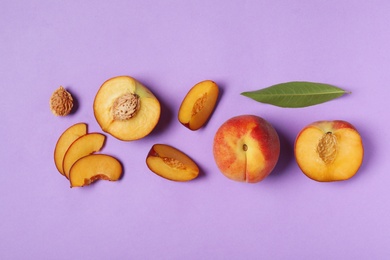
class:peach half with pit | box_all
[146,144,199,181]
[94,76,161,141]
[63,133,106,179]
[178,80,219,130]
[294,120,364,182]
[213,115,280,183]
[54,122,87,176]
[69,154,122,188]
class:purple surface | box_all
[1,1,389,259]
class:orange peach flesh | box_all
[178,80,219,130]
[213,115,280,183]
[69,154,122,187]
[295,121,364,182]
[63,133,106,179]
[54,123,87,175]
[94,76,161,141]
[146,144,199,181]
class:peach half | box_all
[213,115,280,183]
[69,154,122,187]
[146,144,199,181]
[63,133,106,179]
[94,76,161,141]
[54,123,87,175]
[295,120,364,182]
[178,80,219,130]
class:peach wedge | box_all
[54,123,87,176]
[63,133,106,179]
[178,80,219,130]
[70,154,122,187]
[146,144,199,181]
[295,120,364,182]
[94,76,161,141]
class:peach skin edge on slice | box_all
[62,133,106,179]
[54,123,87,176]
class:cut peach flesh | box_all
[178,80,219,130]
[146,144,199,181]
[94,76,161,141]
[69,154,122,187]
[295,126,364,181]
[54,123,87,175]
[63,133,106,179]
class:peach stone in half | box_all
[94,76,161,141]
[294,120,364,182]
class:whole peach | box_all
[213,115,280,183]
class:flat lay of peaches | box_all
[51,76,364,187]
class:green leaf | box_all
[241,81,350,108]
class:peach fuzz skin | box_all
[213,115,280,183]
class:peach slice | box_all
[294,120,364,182]
[146,144,199,181]
[54,123,87,176]
[93,76,161,141]
[178,80,219,130]
[63,133,106,179]
[69,154,122,187]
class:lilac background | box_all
[1,0,389,259]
